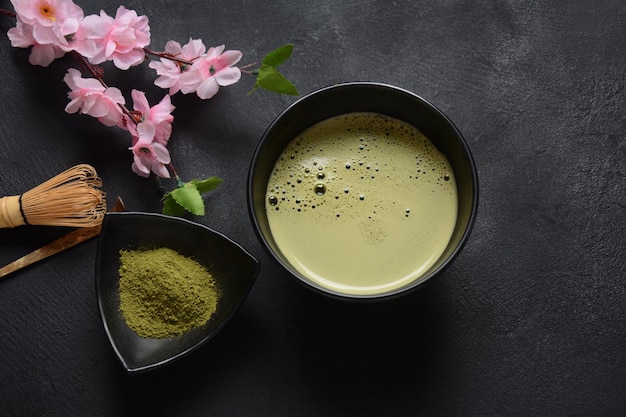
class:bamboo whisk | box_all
[0,164,106,228]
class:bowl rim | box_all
[247,81,479,301]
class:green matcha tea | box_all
[265,112,457,295]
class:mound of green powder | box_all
[118,247,219,339]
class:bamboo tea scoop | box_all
[0,164,106,228]
[0,197,125,280]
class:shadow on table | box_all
[285,285,448,415]
[106,278,449,415]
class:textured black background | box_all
[0,1,624,416]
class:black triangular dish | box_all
[95,212,259,374]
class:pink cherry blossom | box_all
[126,89,174,146]
[177,45,242,99]
[129,124,171,178]
[80,6,150,70]
[7,17,65,66]
[63,68,125,126]
[5,2,259,185]
[10,0,81,27]
[10,0,84,51]
[148,38,206,95]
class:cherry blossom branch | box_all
[167,162,184,186]
[0,8,15,18]
[70,51,106,82]
[144,47,259,76]
[143,47,194,67]
[1,1,297,217]
[239,62,258,75]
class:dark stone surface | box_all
[0,1,624,416]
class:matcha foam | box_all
[266,112,457,295]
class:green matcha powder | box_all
[118,247,219,339]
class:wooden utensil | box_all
[0,197,125,280]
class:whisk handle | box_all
[0,196,26,228]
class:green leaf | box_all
[169,183,205,216]
[262,44,294,68]
[191,176,223,194]
[161,177,221,217]
[247,44,298,96]
[162,193,187,217]
[256,64,299,95]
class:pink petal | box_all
[151,162,170,178]
[29,44,63,66]
[7,22,34,48]
[219,50,243,66]
[75,38,98,57]
[153,74,178,90]
[181,38,205,58]
[82,13,113,38]
[131,89,150,113]
[98,111,123,127]
[137,121,156,142]
[60,18,80,36]
[154,123,172,146]
[104,87,125,104]
[164,40,183,54]
[31,24,60,44]
[131,157,151,177]
[63,68,80,89]
[112,49,145,70]
[105,40,116,58]
[178,70,204,94]
[75,94,95,113]
[215,67,241,86]
[196,77,219,99]
[86,98,109,118]
[152,142,171,164]
[151,166,168,179]
[114,6,134,22]
[74,76,105,91]
[205,45,225,60]
[150,94,174,124]
[65,98,81,114]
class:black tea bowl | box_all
[248,82,478,300]
[95,212,259,373]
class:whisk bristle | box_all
[0,164,106,228]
